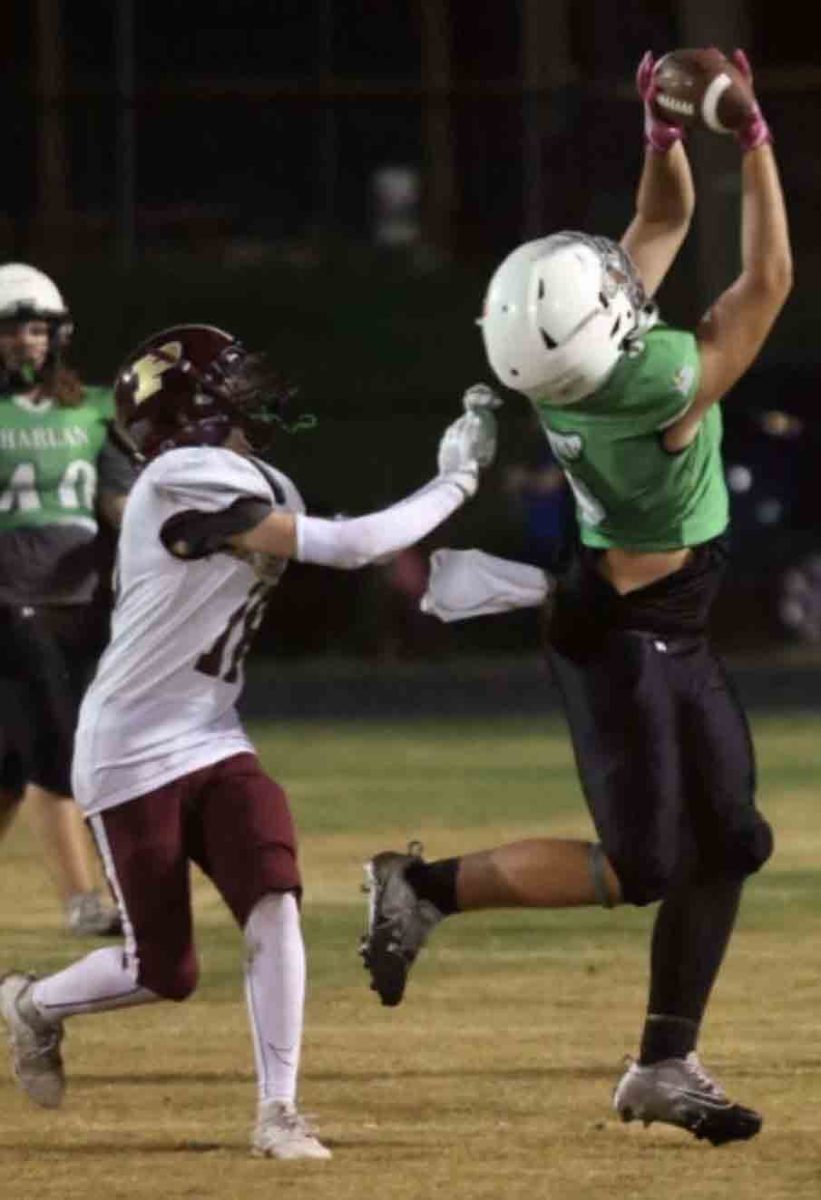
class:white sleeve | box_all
[149,446,273,515]
[294,472,470,570]
[420,548,552,622]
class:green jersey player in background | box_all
[361,49,792,1146]
[0,264,134,937]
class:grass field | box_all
[3,712,821,1200]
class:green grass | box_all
[2,712,821,1199]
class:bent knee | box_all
[606,847,677,907]
[719,814,773,878]
[138,953,199,1001]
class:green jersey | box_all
[0,386,133,605]
[534,325,729,552]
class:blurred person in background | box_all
[361,49,792,1146]
[502,440,574,572]
[0,263,132,937]
[0,325,499,1159]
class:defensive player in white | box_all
[0,323,500,1160]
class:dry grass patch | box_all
[2,714,821,1199]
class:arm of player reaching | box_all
[663,51,792,452]
[228,386,501,569]
[620,51,695,298]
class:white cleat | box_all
[0,972,65,1109]
[613,1052,761,1146]
[251,1101,332,1161]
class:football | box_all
[651,48,755,134]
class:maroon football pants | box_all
[90,753,300,1000]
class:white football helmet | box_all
[479,232,655,406]
[0,264,74,391]
[0,263,71,330]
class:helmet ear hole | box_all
[540,327,558,351]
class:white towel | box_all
[420,548,552,623]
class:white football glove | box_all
[462,383,503,416]
[461,383,501,468]
[437,385,502,497]
[437,413,496,497]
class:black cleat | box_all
[359,842,442,1007]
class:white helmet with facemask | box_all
[479,232,656,406]
[0,263,74,392]
[0,263,70,326]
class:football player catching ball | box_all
[361,49,791,1146]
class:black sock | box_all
[640,874,743,1065]
[639,1014,698,1064]
[405,857,459,915]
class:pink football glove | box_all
[731,49,772,151]
[637,50,684,154]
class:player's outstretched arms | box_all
[229,386,502,569]
[620,50,695,299]
[664,51,792,452]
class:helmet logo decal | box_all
[131,340,183,404]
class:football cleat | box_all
[251,1101,332,1160]
[65,891,123,938]
[359,841,442,1007]
[0,972,65,1109]
[613,1053,762,1146]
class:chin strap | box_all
[106,419,146,466]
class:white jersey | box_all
[72,445,303,814]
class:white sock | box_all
[244,892,305,1106]
[31,946,160,1023]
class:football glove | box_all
[730,50,772,151]
[637,50,685,154]
[458,383,502,469]
[437,413,499,499]
[462,383,503,417]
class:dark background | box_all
[2,0,820,660]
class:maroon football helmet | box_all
[113,324,295,461]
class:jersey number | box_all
[195,581,269,684]
[0,460,97,513]
[543,428,606,528]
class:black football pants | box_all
[548,627,772,1023]
[548,628,772,905]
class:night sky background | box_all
[2,1,820,655]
